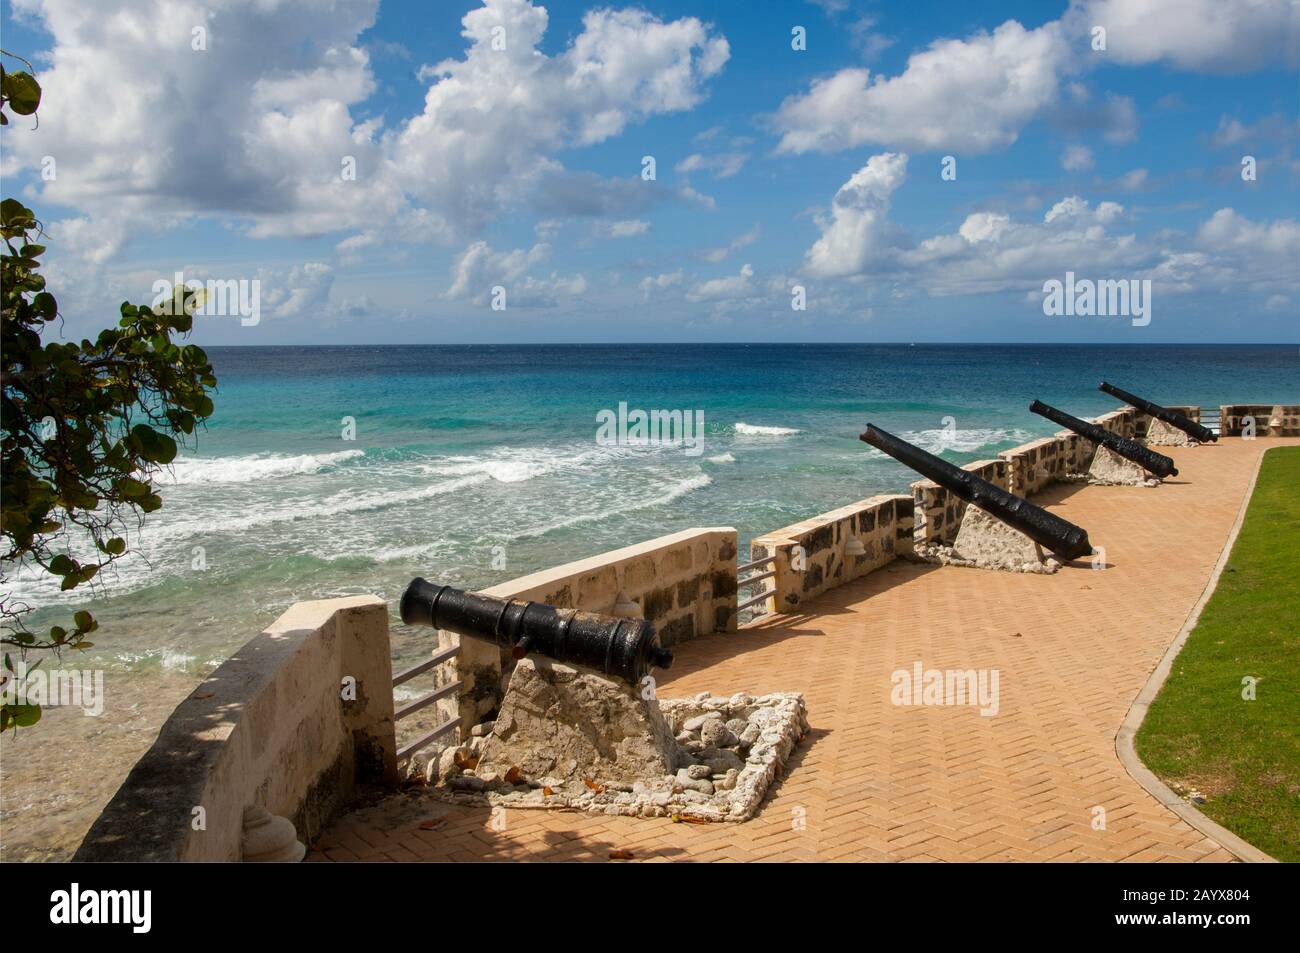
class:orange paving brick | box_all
[309,438,1295,862]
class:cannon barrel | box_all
[400,579,673,684]
[859,423,1092,561]
[1029,399,1178,479]
[1098,381,1217,443]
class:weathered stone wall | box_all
[1220,404,1300,437]
[999,408,1138,496]
[911,459,1008,547]
[75,597,397,862]
[749,495,913,613]
[1130,405,1199,440]
[453,528,738,732]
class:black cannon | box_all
[1029,399,1178,479]
[860,423,1093,561]
[1099,381,1217,443]
[400,579,673,684]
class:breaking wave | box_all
[159,450,364,485]
[735,422,800,436]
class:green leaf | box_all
[6,704,43,728]
[113,476,150,498]
[74,610,94,630]
[2,71,42,115]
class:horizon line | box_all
[194,340,1300,348]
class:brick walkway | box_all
[313,438,1294,862]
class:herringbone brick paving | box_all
[313,438,1294,862]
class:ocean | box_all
[2,343,1297,858]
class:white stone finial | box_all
[612,590,642,618]
[845,537,866,557]
[241,804,306,863]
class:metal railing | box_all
[393,643,462,763]
[736,553,776,619]
[1199,408,1222,437]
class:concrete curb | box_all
[1114,444,1278,863]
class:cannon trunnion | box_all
[1029,399,1178,479]
[400,579,673,684]
[860,423,1093,561]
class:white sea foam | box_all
[417,444,632,485]
[900,427,1035,455]
[707,453,736,463]
[159,474,490,539]
[513,472,712,539]
[735,422,800,436]
[160,450,364,485]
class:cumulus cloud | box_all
[774,2,1288,161]
[773,21,1066,155]
[7,0,729,255]
[1065,0,1300,72]
[799,159,1300,306]
[446,241,550,299]
[687,263,754,301]
[804,153,908,277]
[445,239,586,307]
[396,0,728,233]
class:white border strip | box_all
[1114,446,1278,863]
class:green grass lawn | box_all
[1135,445,1300,861]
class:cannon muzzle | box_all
[1099,381,1217,443]
[1029,399,1177,479]
[400,579,673,684]
[860,423,1092,561]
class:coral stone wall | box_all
[911,459,1008,547]
[998,408,1138,496]
[75,597,397,862]
[748,494,914,613]
[453,528,739,732]
[1220,404,1300,437]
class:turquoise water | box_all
[10,343,1298,678]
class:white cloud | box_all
[799,159,1300,306]
[1066,0,1300,72]
[804,153,908,277]
[773,21,1066,155]
[1061,144,1095,172]
[675,152,748,178]
[702,225,760,262]
[687,263,754,301]
[604,219,650,238]
[8,0,397,240]
[446,241,550,299]
[639,270,683,300]
[1116,169,1150,191]
[394,0,728,233]
[444,240,586,308]
[1196,208,1300,260]
[7,0,729,258]
[1209,113,1299,148]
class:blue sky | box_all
[2,0,1297,344]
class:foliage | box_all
[0,53,217,731]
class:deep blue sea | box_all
[11,343,1299,678]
